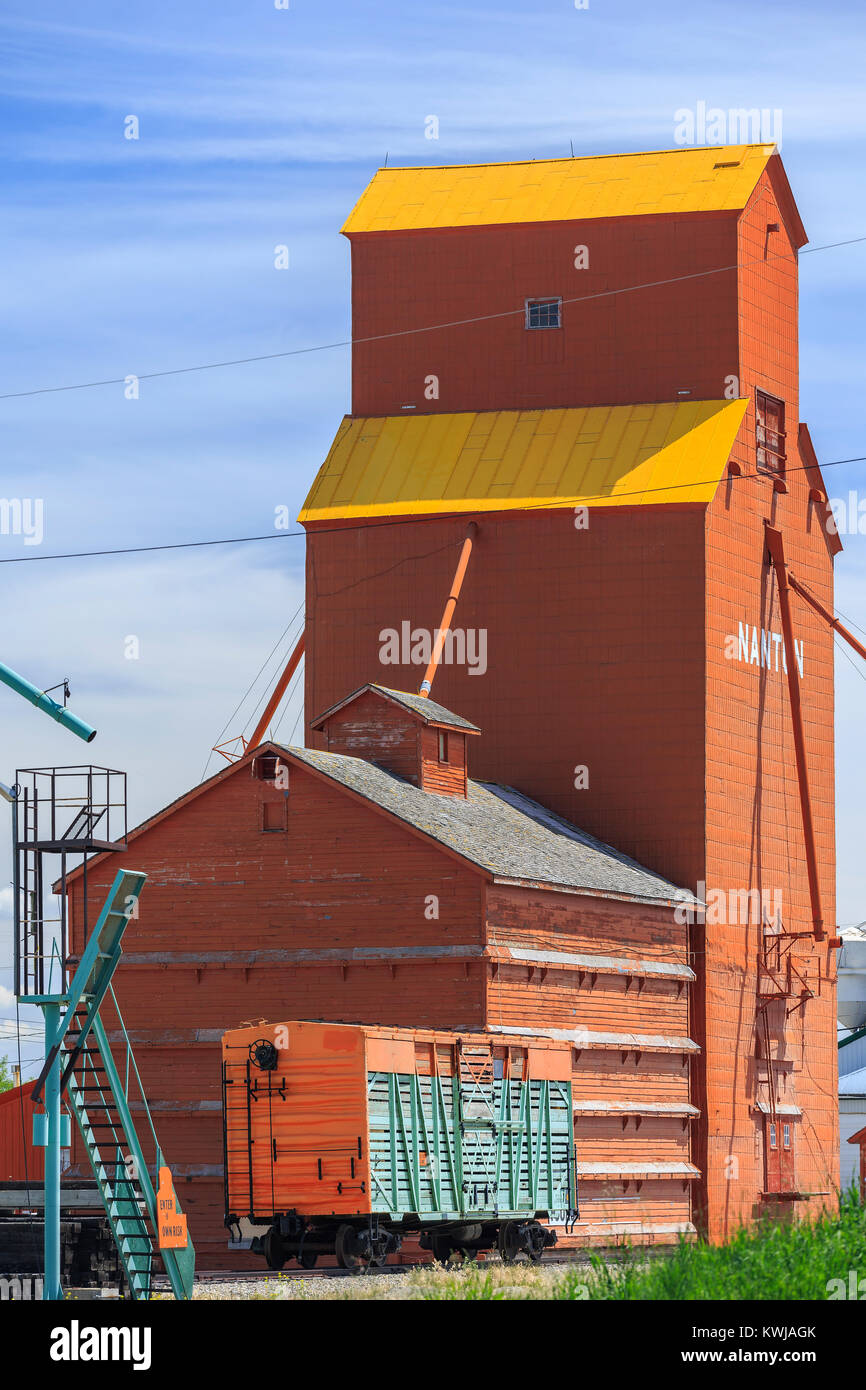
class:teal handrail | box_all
[107,984,163,1170]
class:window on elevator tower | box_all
[756,389,786,476]
[525,297,561,329]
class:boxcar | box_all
[222,1020,578,1270]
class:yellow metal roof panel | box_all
[298,400,749,522]
[342,146,776,234]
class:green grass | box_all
[422,1188,866,1301]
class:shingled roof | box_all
[311,683,480,733]
[284,745,688,905]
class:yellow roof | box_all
[298,400,749,523]
[342,145,776,234]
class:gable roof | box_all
[61,739,689,906]
[59,749,263,887]
[342,145,778,235]
[311,683,480,734]
[299,399,749,523]
[284,745,689,904]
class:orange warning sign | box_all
[157,1165,188,1249]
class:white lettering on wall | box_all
[735,621,804,678]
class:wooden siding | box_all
[694,169,838,1237]
[301,161,837,1247]
[65,761,487,1267]
[484,883,694,1240]
[321,689,420,782]
[350,213,740,417]
[419,724,467,797]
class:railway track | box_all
[151,1249,600,1290]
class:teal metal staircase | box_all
[30,869,195,1301]
[64,992,195,1300]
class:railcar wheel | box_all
[362,1230,392,1272]
[335,1224,361,1272]
[498,1220,547,1264]
[497,1221,522,1264]
[429,1232,452,1264]
[263,1227,286,1271]
[525,1223,547,1264]
[298,1250,318,1269]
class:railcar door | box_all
[457,1041,501,1212]
[230,1045,288,1220]
[222,1053,277,1220]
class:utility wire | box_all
[270,664,304,744]
[0,231,863,404]
[834,632,866,684]
[199,598,304,781]
[830,601,866,641]
[240,617,305,737]
[1,452,865,568]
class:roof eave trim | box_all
[765,151,808,250]
[491,874,693,908]
[309,682,480,734]
[56,742,279,889]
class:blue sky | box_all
[1,0,865,1071]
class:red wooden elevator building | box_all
[65,144,839,1264]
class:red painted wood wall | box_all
[66,758,489,1267]
[64,745,695,1264]
[0,1082,44,1183]
[349,211,740,416]
[304,163,839,1239]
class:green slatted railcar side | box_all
[367,1068,574,1221]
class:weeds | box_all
[184,1188,866,1301]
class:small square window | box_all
[756,389,786,476]
[262,800,287,832]
[769,1122,777,1149]
[438,731,449,763]
[525,297,561,329]
[783,1123,791,1149]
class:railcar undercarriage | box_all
[234,1213,558,1273]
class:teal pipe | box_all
[0,660,95,742]
[42,1002,62,1299]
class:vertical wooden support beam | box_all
[764,523,824,941]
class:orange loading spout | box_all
[419,522,478,699]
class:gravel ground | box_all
[156,1259,589,1300]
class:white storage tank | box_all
[838,927,866,1031]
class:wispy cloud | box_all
[0,0,864,931]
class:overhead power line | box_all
[0,232,863,404]
[0,452,864,568]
